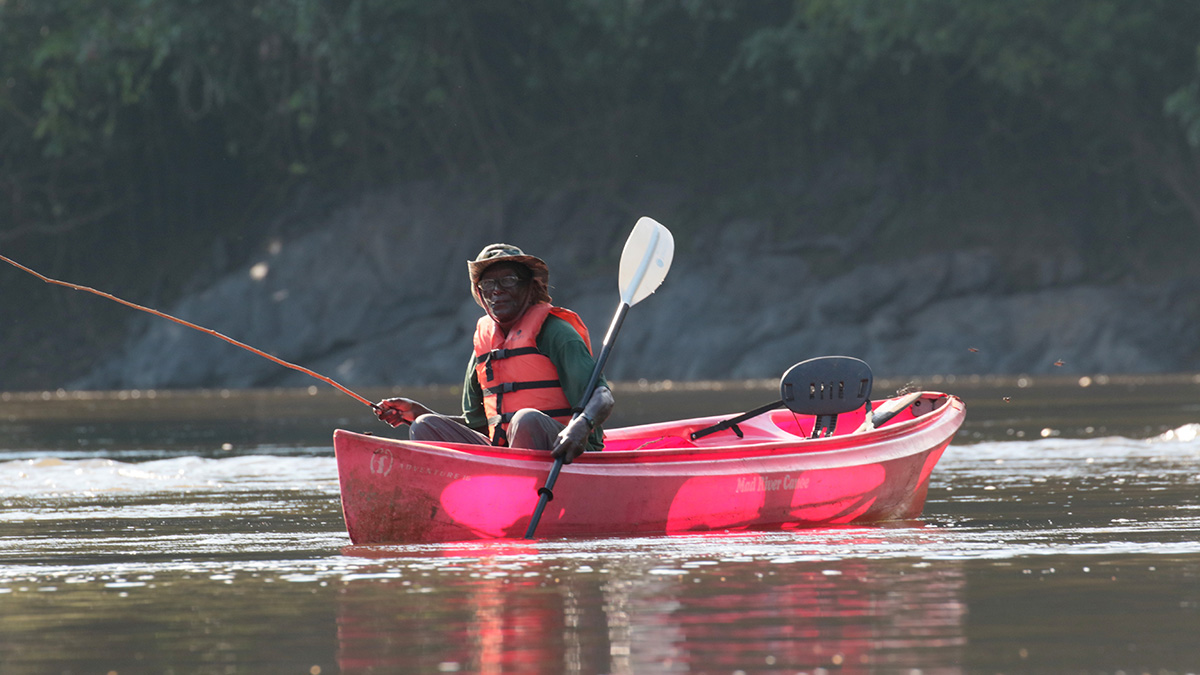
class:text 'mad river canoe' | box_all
[334,358,965,544]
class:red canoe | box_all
[333,390,965,544]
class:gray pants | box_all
[409,408,564,450]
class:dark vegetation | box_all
[4,1,1200,388]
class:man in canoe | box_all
[375,244,614,464]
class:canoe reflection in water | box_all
[335,536,967,673]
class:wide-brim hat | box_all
[467,243,551,307]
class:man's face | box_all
[477,263,532,328]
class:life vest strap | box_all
[481,379,561,396]
[482,346,542,380]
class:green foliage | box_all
[3,0,1200,266]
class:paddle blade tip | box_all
[619,217,675,305]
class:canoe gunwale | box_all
[334,392,962,467]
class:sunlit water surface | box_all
[2,377,1199,674]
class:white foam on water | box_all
[0,454,337,496]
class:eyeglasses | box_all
[476,276,525,293]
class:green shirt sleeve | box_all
[462,353,487,430]
[537,315,608,451]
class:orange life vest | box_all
[473,302,592,446]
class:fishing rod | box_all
[1,253,381,411]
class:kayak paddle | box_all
[524,216,674,539]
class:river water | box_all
[2,374,1199,674]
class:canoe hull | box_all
[335,393,965,544]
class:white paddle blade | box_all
[618,216,674,306]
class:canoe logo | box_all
[735,473,808,494]
[370,448,394,476]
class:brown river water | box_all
[2,374,1199,674]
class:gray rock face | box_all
[74,185,1200,390]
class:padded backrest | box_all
[780,356,873,418]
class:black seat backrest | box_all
[779,356,873,437]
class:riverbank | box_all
[62,179,1200,390]
[5,177,1199,392]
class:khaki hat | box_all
[467,243,551,307]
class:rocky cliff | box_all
[73,182,1200,390]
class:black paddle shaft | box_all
[524,302,628,539]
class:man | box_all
[376,244,614,464]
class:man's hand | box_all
[375,397,431,428]
[551,415,591,464]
